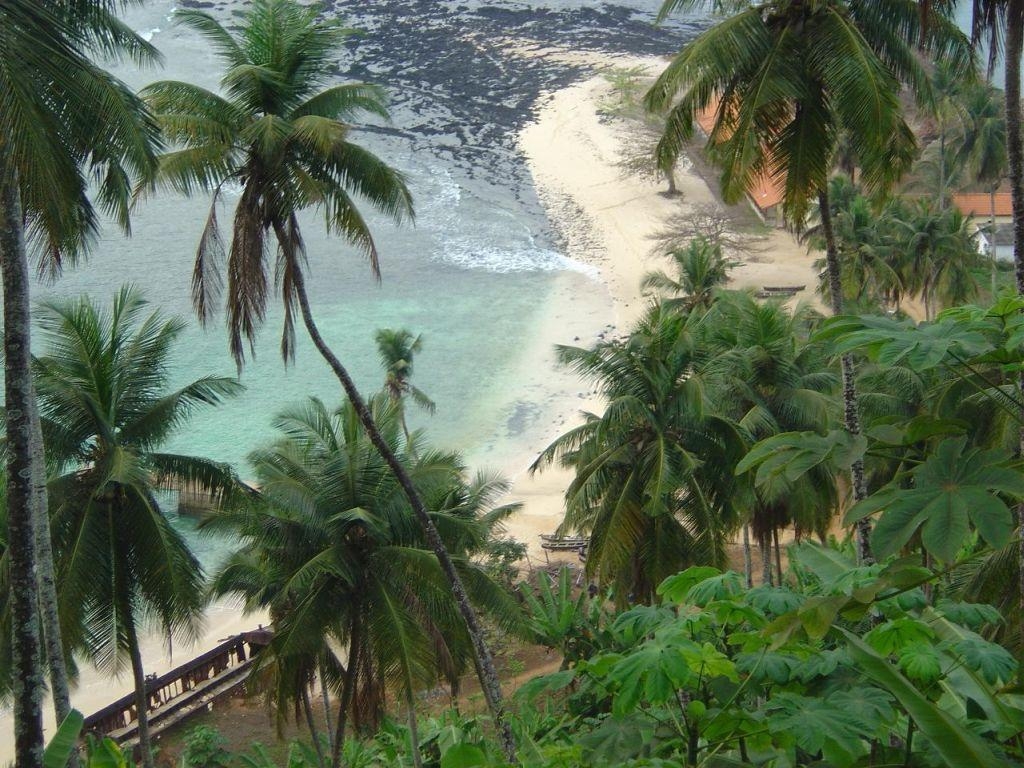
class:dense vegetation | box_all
[2,0,1024,766]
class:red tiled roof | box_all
[695,99,785,213]
[952,192,1013,217]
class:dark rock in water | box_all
[315,0,708,208]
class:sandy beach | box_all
[504,62,822,559]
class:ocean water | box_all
[29,0,708,566]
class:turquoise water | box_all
[30,0,696,538]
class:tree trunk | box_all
[772,527,784,587]
[30,384,78,768]
[819,189,873,564]
[759,532,772,587]
[291,268,516,762]
[1008,0,1024,293]
[123,607,154,768]
[742,524,753,589]
[330,612,360,768]
[1007,0,1024,662]
[991,187,999,298]
[319,662,334,754]
[404,676,423,768]
[1,156,46,768]
[301,685,326,768]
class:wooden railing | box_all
[83,628,272,746]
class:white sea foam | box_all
[437,240,599,277]
[139,27,160,42]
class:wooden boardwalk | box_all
[83,628,272,750]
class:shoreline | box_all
[502,59,822,559]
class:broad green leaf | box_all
[842,629,1006,768]
[766,692,869,766]
[514,669,576,703]
[954,635,1017,686]
[898,643,943,684]
[440,743,488,768]
[44,710,83,768]
[864,617,935,655]
[847,438,1024,562]
[656,566,721,604]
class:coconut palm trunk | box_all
[819,189,873,564]
[331,612,360,768]
[742,524,753,588]
[121,590,154,768]
[290,267,515,761]
[1008,0,1024,292]
[30,384,78,768]
[300,686,326,768]
[991,187,999,296]
[404,675,423,768]
[0,158,47,768]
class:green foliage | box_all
[182,726,232,768]
[43,710,84,768]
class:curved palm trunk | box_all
[123,605,154,768]
[819,189,873,564]
[291,267,517,762]
[30,385,78,768]
[1,158,47,768]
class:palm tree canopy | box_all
[641,236,738,311]
[34,287,245,670]
[645,0,971,226]
[374,328,435,414]
[533,305,747,603]
[0,0,161,268]
[205,395,520,728]
[142,0,415,364]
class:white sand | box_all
[504,64,823,559]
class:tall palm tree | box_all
[699,293,840,586]
[140,3,514,753]
[640,236,737,312]
[374,329,435,445]
[0,3,160,761]
[532,305,745,604]
[643,0,970,563]
[207,397,520,768]
[34,288,244,768]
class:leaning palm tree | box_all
[374,329,435,445]
[643,0,970,563]
[0,2,160,759]
[207,396,520,768]
[140,0,514,754]
[640,236,737,312]
[34,288,244,768]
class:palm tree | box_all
[643,0,970,563]
[893,199,981,318]
[809,180,906,312]
[532,305,745,604]
[699,293,840,586]
[207,397,520,768]
[0,3,160,760]
[956,80,1008,290]
[640,236,738,312]
[374,329,435,445]
[140,3,513,753]
[34,288,244,768]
